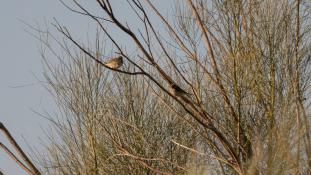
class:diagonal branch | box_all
[0,142,34,175]
[0,122,40,175]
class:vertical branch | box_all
[294,0,301,171]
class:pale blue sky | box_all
[0,1,71,174]
[0,1,172,174]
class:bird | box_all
[170,84,191,97]
[104,56,123,69]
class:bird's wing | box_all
[105,58,117,63]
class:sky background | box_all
[0,1,171,174]
[0,1,73,174]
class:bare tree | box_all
[29,0,311,174]
[32,31,202,174]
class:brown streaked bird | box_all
[170,84,191,97]
[104,56,123,69]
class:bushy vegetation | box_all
[18,0,311,174]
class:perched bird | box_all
[170,84,191,97]
[104,56,123,69]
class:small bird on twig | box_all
[170,84,191,97]
[104,56,123,69]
